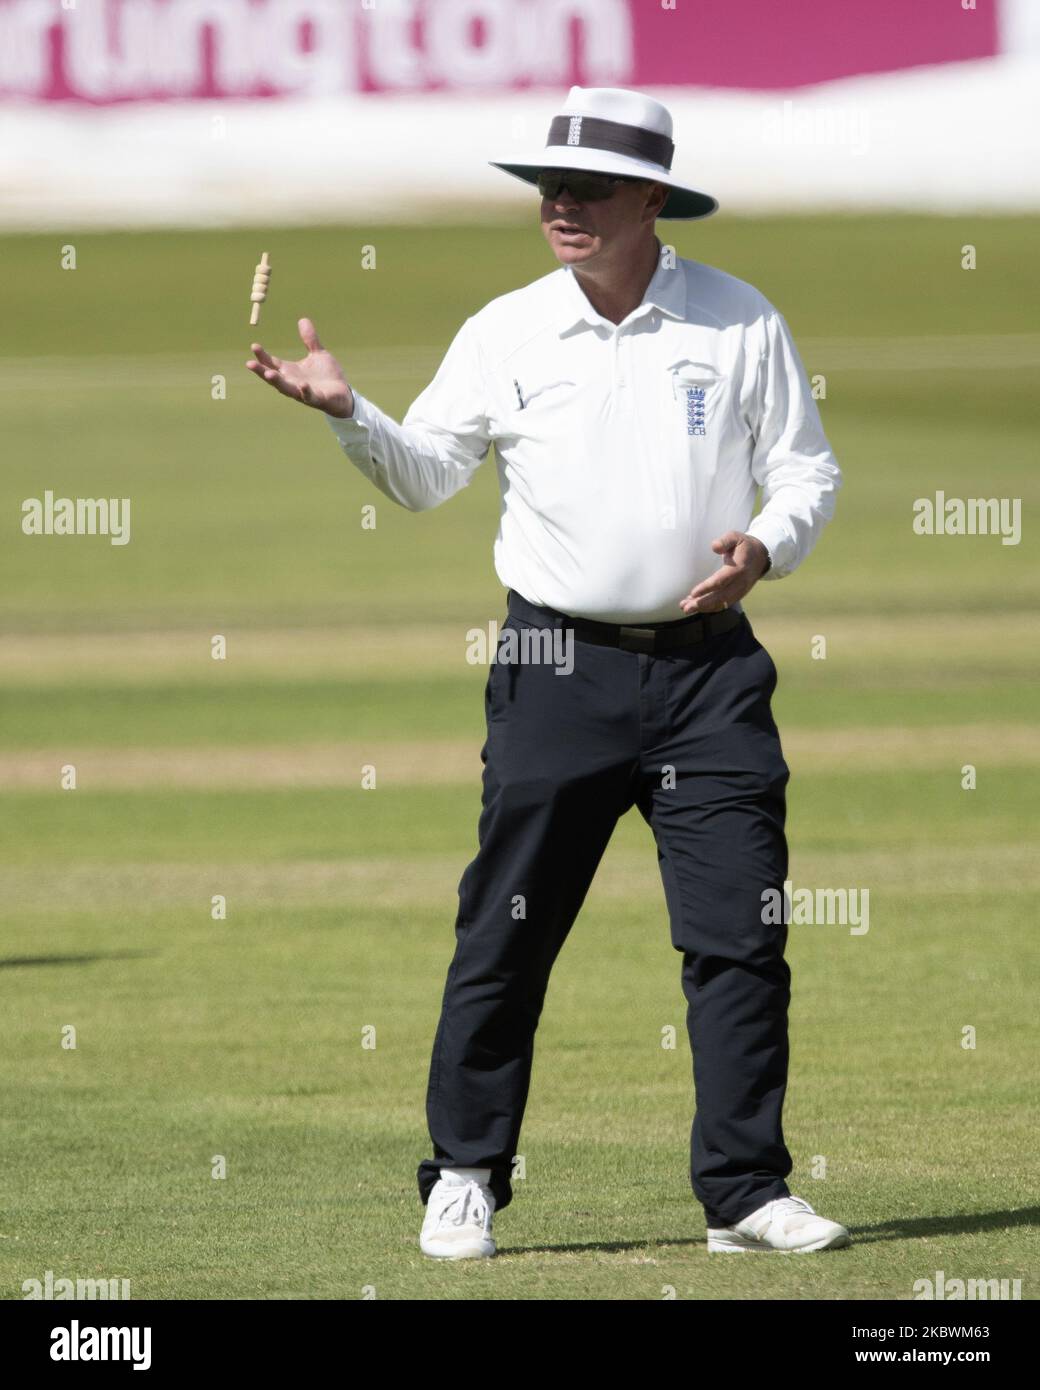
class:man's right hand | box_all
[246,317,354,418]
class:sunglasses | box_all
[536,169,646,202]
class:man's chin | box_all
[549,239,600,266]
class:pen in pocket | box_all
[512,378,525,410]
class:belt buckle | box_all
[618,625,657,654]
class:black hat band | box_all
[546,114,674,171]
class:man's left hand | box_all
[679,532,770,614]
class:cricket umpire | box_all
[247,86,848,1257]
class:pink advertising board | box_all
[0,0,999,103]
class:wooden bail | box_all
[249,251,271,326]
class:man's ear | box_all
[645,181,669,220]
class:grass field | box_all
[1,216,1038,1300]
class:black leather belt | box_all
[506,590,743,655]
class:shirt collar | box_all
[556,239,687,335]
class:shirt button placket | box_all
[615,328,630,413]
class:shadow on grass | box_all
[500,1238,704,1256]
[500,1208,1040,1256]
[0,951,157,969]
[848,1207,1040,1243]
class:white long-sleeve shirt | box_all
[326,245,841,624]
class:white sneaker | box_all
[420,1177,496,1260]
[707,1195,850,1253]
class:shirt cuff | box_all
[745,514,796,580]
[325,390,375,444]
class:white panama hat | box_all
[489,85,718,220]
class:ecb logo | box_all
[685,387,706,437]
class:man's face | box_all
[540,174,667,266]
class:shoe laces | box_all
[437,1181,491,1232]
[770,1196,816,1222]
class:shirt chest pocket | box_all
[667,362,726,441]
[509,376,576,411]
[497,373,582,445]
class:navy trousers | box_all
[417,590,793,1228]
